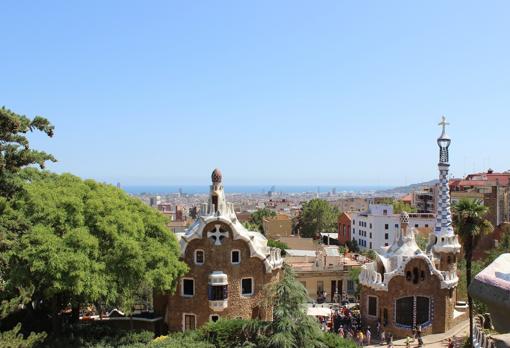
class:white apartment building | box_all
[350,204,435,251]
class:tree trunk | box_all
[71,303,80,323]
[51,296,60,336]
[466,236,474,347]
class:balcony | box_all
[209,272,228,312]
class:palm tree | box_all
[452,198,493,346]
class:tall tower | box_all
[429,116,461,272]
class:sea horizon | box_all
[122,184,391,195]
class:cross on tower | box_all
[438,115,449,134]
[207,224,229,246]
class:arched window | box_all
[412,268,419,284]
[416,297,430,325]
[395,297,413,326]
[396,296,431,327]
[406,271,412,281]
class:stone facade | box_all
[154,169,283,332]
[360,256,457,337]
[359,118,466,338]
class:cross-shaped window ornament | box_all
[207,224,229,246]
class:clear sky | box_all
[1,1,509,186]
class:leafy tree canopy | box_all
[392,200,417,214]
[2,169,188,332]
[300,199,338,238]
[249,208,276,233]
[0,107,56,198]
[267,240,289,256]
[452,198,493,346]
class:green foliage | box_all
[0,107,56,198]
[267,240,288,256]
[452,198,493,345]
[201,319,256,347]
[249,208,276,233]
[300,199,338,238]
[41,325,154,348]
[2,170,188,333]
[0,323,46,348]
[320,332,358,348]
[453,199,493,255]
[151,332,214,348]
[348,267,362,299]
[264,265,325,348]
[345,239,359,253]
[485,224,510,263]
[242,221,259,232]
[392,200,417,214]
[415,233,429,251]
[361,249,376,261]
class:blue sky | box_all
[1,1,509,186]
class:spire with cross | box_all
[437,115,451,164]
[438,115,450,139]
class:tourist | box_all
[447,338,454,348]
[380,330,386,346]
[387,333,393,348]
[366,326,372,345]
[338,325,344,337]
[358,330,365,346]
[417,333,423,347]
[405,335,411,348]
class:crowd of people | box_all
[315,306,430,348]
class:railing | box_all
[472,315,497,348]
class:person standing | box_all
[338,326,344,338]
[366,327,372,345]
[358,330,365,346]
[387,333,393,348]
[380,330,386,346]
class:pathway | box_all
[364,320,469,348]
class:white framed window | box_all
[195,249,205,265]
[210,314,220,322]
[182,313,196,331]
[181,278,195,297]
[231,250,241,264]
[241,277,254,296]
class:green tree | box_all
[415,233,429,251]
[0,107,55,345]
[300,199,338,239]
[0,107,55,198]
[249,208,276,233]
[261,265,325,348]
[4,170,188,334]
[267,240,289,256]
[392,200,417,214]
[452,199,493,346]
[345,239,360,253]
[348,267,362,299]
[0,323,46,348]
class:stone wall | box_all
[157,221,281,332]
[360,257,458,338]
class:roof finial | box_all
[438,115,449,138]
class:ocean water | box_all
[122,185,390,195]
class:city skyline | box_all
[2,1,509,186]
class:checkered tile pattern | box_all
[434,166,454,236]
